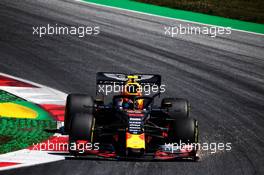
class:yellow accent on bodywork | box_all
[127,75,138,79]
[126,133,145,149]
[0,102,38,119]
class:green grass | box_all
[134,0,264,24]
[0,90,56,154]
[0,90,23,103]
[0,118,56,154]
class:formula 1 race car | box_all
[64,72,199,161]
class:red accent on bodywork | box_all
[0,75,38,87]
[181,145,194,152]
[39,104,65,121]
[139,133,145,140]
[0,162,20,167]
[154,150,177,160]
[154,146,195,160]
[128,113,144,117]
[162,131,168,138]
[126,132,132,139]
[98,152,116,158]
[76,140,88,144]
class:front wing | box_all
[66,143,198,161]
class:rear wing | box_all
[96,72,162,95]
[96,72,161,85]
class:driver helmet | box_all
[122,78,144,110]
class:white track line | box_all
[0,73,66,105]
[0,149,65,171]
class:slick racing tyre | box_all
[69,112,94,141]
[69,112,95,155]
[161,98,190,118]
[170,118,198,144]
[64,94,94,133]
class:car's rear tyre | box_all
[161,98,190,118]
[69,112,95,155]
[64,94,94,133]
[169,118,198,144]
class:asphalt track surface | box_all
[0,0,264,174]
